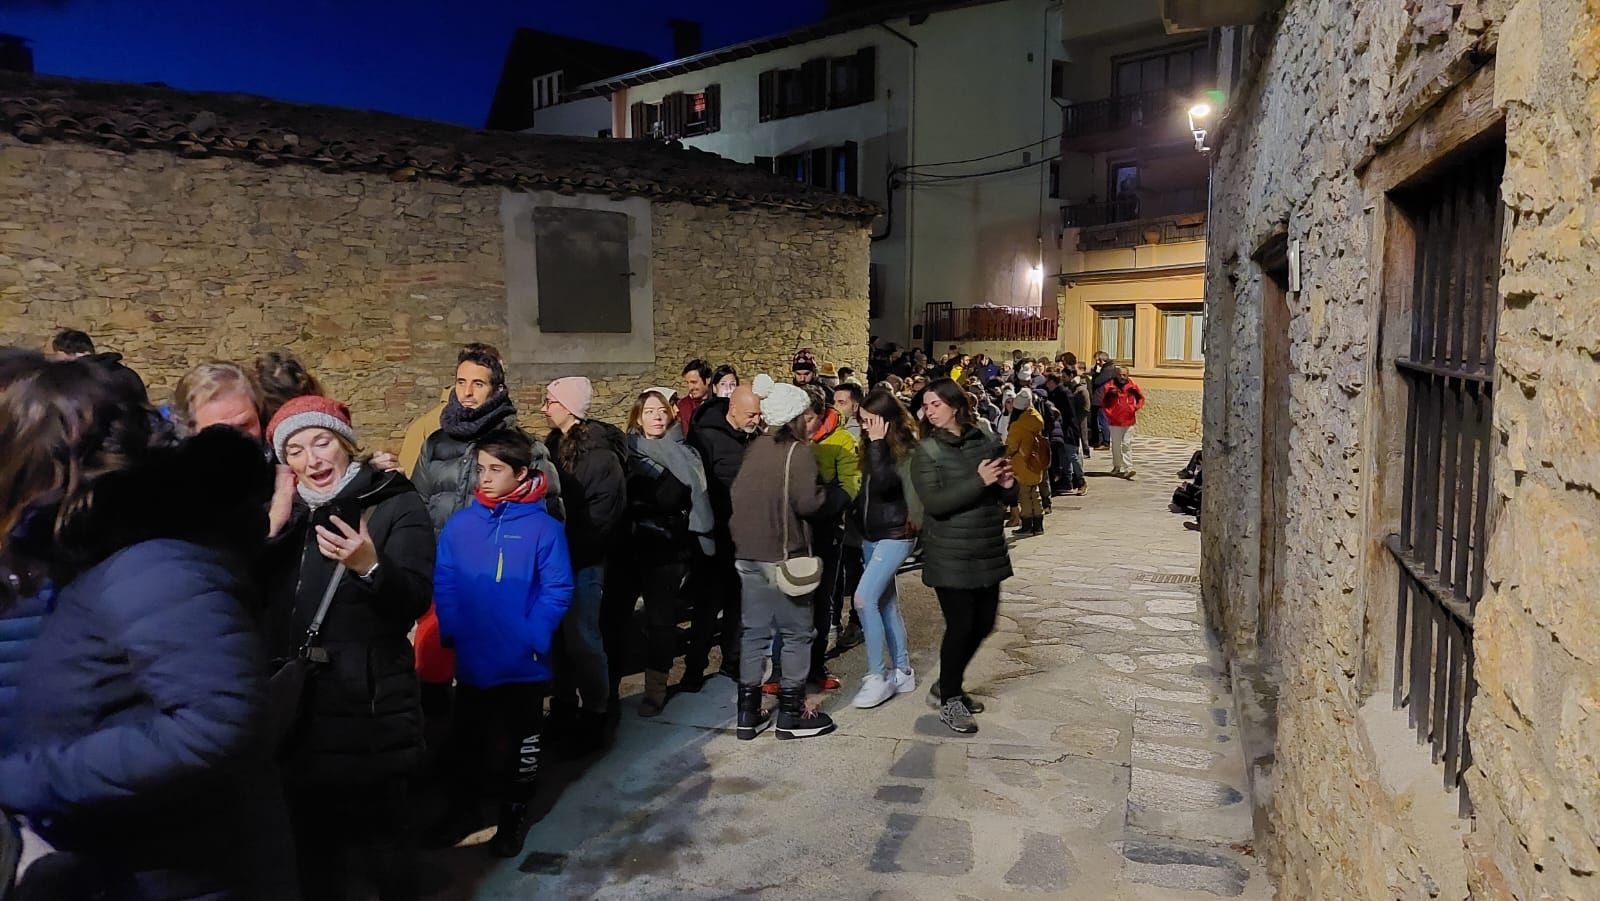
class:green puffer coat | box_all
[910,425,1019,589]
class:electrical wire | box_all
[899,132,1063,173]
[901,153,1061,184]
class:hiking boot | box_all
[639,670,669,718]
[834,621,865,653]
[486,803,533,858]
[776,686,836,740]
[557,710,607,759]
[851,673,896,709]
[736,683,772,740]
[808,672,842,692]
[926,683,985,713]
[761,680,780,696]
[940,697,979,734]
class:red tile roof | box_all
[0,73,881,222]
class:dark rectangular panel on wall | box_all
[533,207,632,333]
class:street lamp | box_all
[1187,102,1215,153]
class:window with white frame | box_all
[533,71,564,110]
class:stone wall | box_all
[1134,388,1200,442]
[0,137,869,441]
[1201,0,1599,895]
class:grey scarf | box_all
[297,461,363,508]
[630,426,714,539]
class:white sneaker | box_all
[893,667,917,695]
[852,674,896,709]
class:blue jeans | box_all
[1062,442,1083,488]
[553,565,610,713]
[855,539,914,677]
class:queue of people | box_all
[0,326,1144,899]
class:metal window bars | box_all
[1388,145,1505,817]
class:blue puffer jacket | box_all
[0,590,48,755]
[434,492,574,688]
[0,540,294,900]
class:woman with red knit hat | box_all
[541,376,627,755]
[264,394,435,901]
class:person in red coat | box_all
[679,359,712,432]
[1102,366,1146,479]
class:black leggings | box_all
[935,585,1002,702]
[446,682,546,804]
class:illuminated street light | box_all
[1187,102,1213,153]
[1029,263,1043,284]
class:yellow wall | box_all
[1058,237,1205,392]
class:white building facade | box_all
[536,0,1064,346]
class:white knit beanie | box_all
[1014,388,1034,409]
[752,373,809,430]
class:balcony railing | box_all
[1061,90,1182,139]
[1063,198,1142,228]
[923,302,1058,345]
[1075,211,1208,251]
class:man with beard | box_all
[683,383,763,686]
[410,344,559,775]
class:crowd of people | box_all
[0,326,1148,900]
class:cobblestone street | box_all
[423,437,1270,900]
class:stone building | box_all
[0,74,875,439]
[1195,0,1599,896]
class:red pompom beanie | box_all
[267,395,358,462]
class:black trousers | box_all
[935,584,1002,702]
[832,541,864,630]
[809,519,845,681]
[445,681,546,805]
[288,779,417,901]
[642,561,689,673]
[1048,437,1070,493]
[688,548,740,673]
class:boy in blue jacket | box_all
[431,430,573,858]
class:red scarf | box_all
[809,408,840,443]
[473,471,548,510]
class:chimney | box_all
[667,19,702,59]
[0,35,34,74]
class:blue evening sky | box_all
[1,0,828,125]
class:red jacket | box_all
[1103,378,1145,427]
[676,395,703,433]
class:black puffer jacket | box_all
[547,420,628,570]
[910,426,1018,589]
[267,466,434,787]
[411,405,561,530]
[858,437,912,541]
[687,398,756,550]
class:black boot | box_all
[736,683,772,740]
[486,802,533,858]
[776,686,836,740]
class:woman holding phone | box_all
[909,378,1017,735]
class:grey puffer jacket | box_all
[909,425,1018,589]
[410,415,561,530]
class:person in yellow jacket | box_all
[1005,389,1050,536]
[399,388,450,476]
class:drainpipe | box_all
[877,22,918,347]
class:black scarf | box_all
[438,390,516,441]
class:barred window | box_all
[1388,142,1504,815]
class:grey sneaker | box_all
[926,683,985,713]
[940,697,978,734]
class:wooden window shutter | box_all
[705,84,721,132]
[758,70,775,121]
[855,47,876,104]
[810,148,830,188]
[801,58,828,112]
[630,101,646,138]
[840,141,859,194]
[661,92,684,138]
